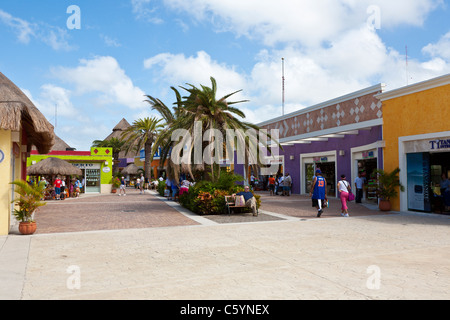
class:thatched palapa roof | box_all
[0,72,55,154]
[121,163,140,175]
[27,157,82,176]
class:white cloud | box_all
[144,51,247,100]
[131,0,164,24]
[0,9,73,51]
[163,0,443,46]
[423,31,450,60]
[51,56,147,109]
[0,9,35,43]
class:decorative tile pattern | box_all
[262,91,382,139]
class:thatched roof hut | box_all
[27,157,82,176]
[0,72,55,154]
[104,118,138,159]
[121,163,140,175]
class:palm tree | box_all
[148,77,274,182]
[121,117,165,180]
[92,137,125,173]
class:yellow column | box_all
[0,130,12,235]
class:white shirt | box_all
[338,179,350,193]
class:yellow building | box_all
[377,74,450,213]
[0,72,55,235]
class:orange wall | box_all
[382,83,450,210]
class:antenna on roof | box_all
[282,58,285,116]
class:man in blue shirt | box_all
[309,169,327,218]
[234,186,258,216]
[354,172,364,203]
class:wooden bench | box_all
[224,195,259,215]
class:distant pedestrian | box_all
[54,176,62,200]
[268,175,276,196]
[139,174,144,194]
[74,178,82,198]
[354,172,364,203]
[119,176,126,196]
[338,174,351,217]
[310,169,327,218]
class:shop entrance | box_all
[357,158,378,204]
[407,151,450,214]
[305,162,336,196]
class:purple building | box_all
[235,84,385,202]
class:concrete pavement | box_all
[1,189,450,300]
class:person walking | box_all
[354,172,364,203]
[338,174,351,217]
[54,176,62,200]
[310,169,327,218]
[283,173,292,196]
[119,176,126,196]
[268,175,276,196]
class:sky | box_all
[1,0,449,151]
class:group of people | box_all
[267,173,293,196]
[309,169,360,218]
[32,176,83,200]
[165,177,194,201]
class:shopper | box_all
[283,173,292,196]
[54,176,62,200]
[354,172,364,203]
[338,174,351,217]
[119,176,126,196]
[268,175,276,196]
[310,169,327,218]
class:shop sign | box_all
[314,157,328,163]
[429,139,450,150]
[73,163,100,169]
[362,151,375,159]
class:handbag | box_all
[235,195,246,206]
[348,192,355,201]
[164,189,170,197]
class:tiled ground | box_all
[34,188,392,234]
[35,188,199,234]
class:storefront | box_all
[234,84,386,197]
[28,147,113,194]
[1,71,55,235]
[378,73,450,213]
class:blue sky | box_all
[1,0,449,151]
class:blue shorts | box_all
[55,187,61,195]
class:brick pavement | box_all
[32,189,391,234]
[34,188,199,234]
[258,192,391,219]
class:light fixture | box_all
[339,150,345,156]
[290,155,295,161]
[104,161,109,166]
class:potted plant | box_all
[10,180,47,235]
[111,177,121,193]
[374,168,405,211]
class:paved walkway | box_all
[1,188,450,300]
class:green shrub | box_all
[157,180,166,196]
[178,172,261,215]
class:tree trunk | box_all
[144,140,153,180]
